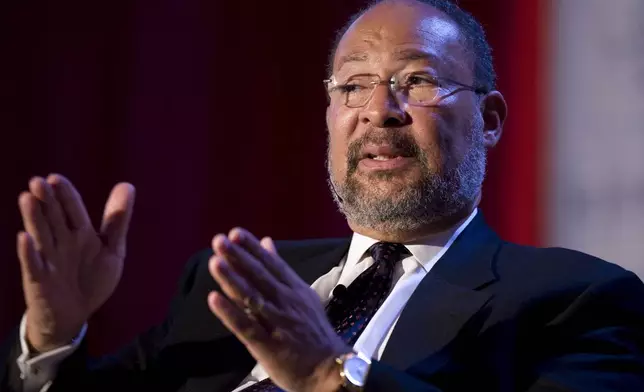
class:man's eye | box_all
[337,84,364,94]
[406,75,437,86]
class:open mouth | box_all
[365,153,404,161]
[360,144,413,161]
[358,145,415,171]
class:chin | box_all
[356,178,419,203]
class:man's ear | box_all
[480,91,507,148]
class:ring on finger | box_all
[243,294,265,317]
[271,328,284,340]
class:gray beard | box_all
[327,121,486,234]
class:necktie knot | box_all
[369,242,406,266]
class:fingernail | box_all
[214,234,227,250]
[235,230,244,241]
[229,228,243,243]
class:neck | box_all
[349,193,480,243]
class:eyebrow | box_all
[336,48,442,72]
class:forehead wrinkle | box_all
[334,28,382,72]
[337,40,441,68]
[334,13,467,77]
[391,47,442,65]
[335,47,450,78]
[337,52,369,70]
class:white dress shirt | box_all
[18,209,477,392]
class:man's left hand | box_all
[207,228,352,392]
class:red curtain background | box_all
[0,0,546,355]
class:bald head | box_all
[328,0,495,93]
[333,1,470,86]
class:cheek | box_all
[407,109,445,160]
[408,105,465,168]
[327,107,358,177]
[438,100,477,161]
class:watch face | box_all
[345,356,369,387]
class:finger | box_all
[32,176,71,243]
[258,236,303,287]
[260,236,278,255]
[212,234,286,300]
[18,191,55,256]
[17,231,48,283]
[230,228,301,287]
[207,291,270,346]
[48,174,92,230]
[100,183,136,257]
[210,255,288,328]
[208,255,253,309]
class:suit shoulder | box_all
[274,238,350,252]
[268,237,347,261]
[181,248,215,273]
[170,248,214,295]
[178,238,349,278]
[496,242,634,288]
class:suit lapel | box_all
[380,214,501,371]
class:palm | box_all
[18,175,135,351]
[80,243,125,313]
[26,237,122,327]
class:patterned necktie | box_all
[242,242,406,392]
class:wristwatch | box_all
[335,351,372,391]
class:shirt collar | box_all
[345,208,478,273]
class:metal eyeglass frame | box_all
[323,73,488,108]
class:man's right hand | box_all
[16,174,135,353]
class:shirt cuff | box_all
[16,314,87,392]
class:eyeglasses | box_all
[323,72,488,108]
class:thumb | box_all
[100,183,136,257]
[260,236,277,254]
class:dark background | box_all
[0,0,546,355]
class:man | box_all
[2,0,644,391]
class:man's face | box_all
[326,0,488,235]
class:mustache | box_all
[347,131,423,173]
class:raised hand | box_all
[208,228,351,392]
[17,174,135,353]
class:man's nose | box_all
[358,84,407,127]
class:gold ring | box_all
[271,328,283,340]
[243,295,265,316]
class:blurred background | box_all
[1,0,642,355]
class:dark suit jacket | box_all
[2,214,644,391]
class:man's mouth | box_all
[361,145,412,160]
[366,153,402,161]
[359,144,414,163]
[358,146,415,171]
